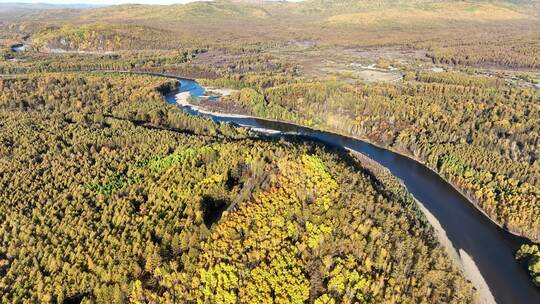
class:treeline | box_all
[0,50,203,75]
[416,71,506,88]
[0,45,295,80]
[426,34,540,69]
[0,73,473,302]
[0,73,176,112]
[0,73,241,136]
[203,70,540,241]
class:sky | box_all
[0,0,201,4]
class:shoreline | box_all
[176,99,531,243]
[174,110,499,303]
[179,101,502,303]
[4,74,524,243]
[351,150,497,304]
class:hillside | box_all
[79,2,271,21]
[0,3,95,23]
[4,0,538,49]
[326,2,533,27]
[32,23,181,51]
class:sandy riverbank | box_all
[414,195,496,304]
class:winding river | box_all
[166,79,540,303]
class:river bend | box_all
[165,79,540,304]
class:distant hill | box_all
[3,0,539,50]
[32,23,181,51]
[4,0,537,24]
[0,2,101,23]
[75,0,539,23]
[325,2,534,27]
[79,1,272,22]
[0,2,98,9]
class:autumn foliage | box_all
[0,73,473,303]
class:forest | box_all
[1,0,540,299]
[201,70,540,242]
[0,73,473,303]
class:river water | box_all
[166,79,540,304]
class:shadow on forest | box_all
[202,196,229,228]
[63,293,89,304]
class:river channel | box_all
[165,79,540,304]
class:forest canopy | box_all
[1,0,540,298]
[0,73,474,303]
[202,70,540,242]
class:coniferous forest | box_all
[1,0,540,302]
[204,70,540,241]
[0,73,473,303]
